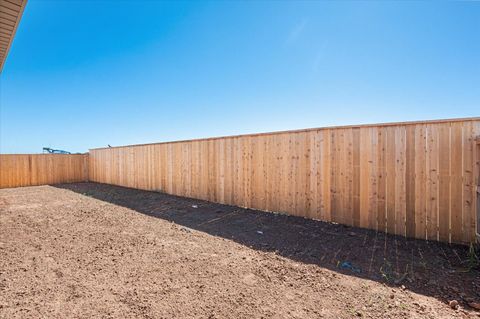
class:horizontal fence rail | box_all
[89,118,480,244]
[0,154,88,188]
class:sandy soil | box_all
[0,183,479,319]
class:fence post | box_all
[476,137,480,244]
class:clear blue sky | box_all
[0,1,479,153]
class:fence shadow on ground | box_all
[54,182,480,308]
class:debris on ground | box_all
[449,300,459,309]
[180,226,192,233]
[339,261,361,273]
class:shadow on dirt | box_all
[54,182,480,307]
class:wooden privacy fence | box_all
[477,137,480,241]
[0,154,88,188]
[89,118,480,244]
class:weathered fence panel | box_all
[0,154,88,188]
[87,118,479,244]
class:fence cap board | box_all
[90,116,480,151]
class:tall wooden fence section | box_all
[0,154,88,188]
[2,120,477,243]
[477,138,480,241]
[88,118,479,244]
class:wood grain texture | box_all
[0,154,88,188]
[86,118,480,244]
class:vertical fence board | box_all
[438,124,451,242]
[385,126,397,235]
[377,128,387,233]
[450,123,463,243]
[426,124,439,241]
[414,124,427,239]
[395,126,406,237]
[405,125,416,238]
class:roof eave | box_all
[0,0,28,73]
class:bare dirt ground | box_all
[0,183,479,319]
